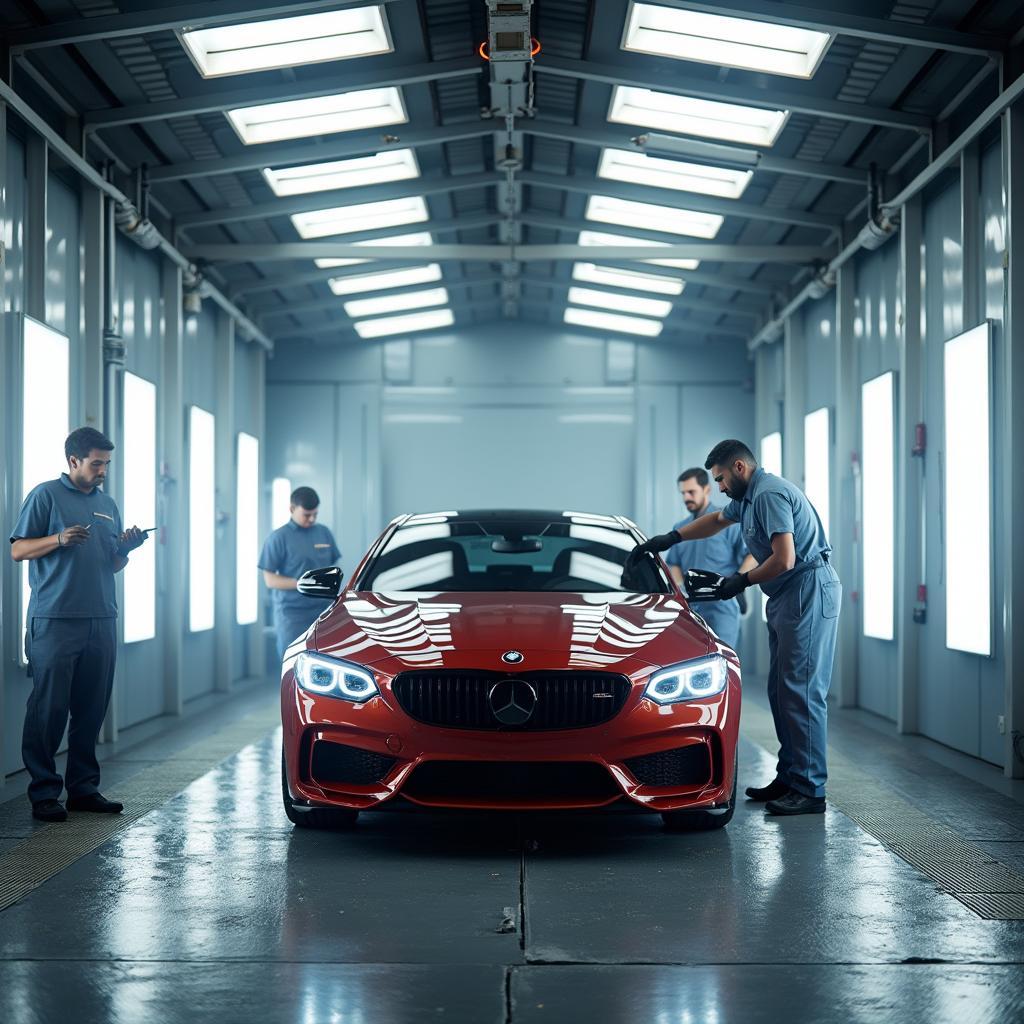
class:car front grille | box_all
[391,671,631,730]
[623,743,712,788]
[402,760,620,803]
[310,740,397,787]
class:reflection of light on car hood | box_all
[315,591,702,670]
[562,594,681,667]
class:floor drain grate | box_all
[742,701,1024,920]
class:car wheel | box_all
[281,747,359,830]
[661,751,738,832]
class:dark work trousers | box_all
[764,562,842,799]
[22,617,117,805]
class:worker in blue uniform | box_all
[258,486,341,661]
[10,427,148,822]
[630,439,841,816]
[664,467,750,652]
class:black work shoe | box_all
[66,793,123,814]
[32,799,68,822]
[765,791,826,816]
[745,778,790,802]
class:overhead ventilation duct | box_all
[482,0,537,318]
[114,200,162,250]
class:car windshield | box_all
[358,515,671,594]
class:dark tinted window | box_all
[359,516,670,594]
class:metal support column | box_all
[159,261,184,717]
[833,265,860,709]
[0,101,8,775]
[214,310,236,693]
[783,314,806,487]
[24,133,46,321]
[1002,103,1024,778]
[249,347,267,678]
[80,184,105,430]
[896,196,924,735]
[961,141,981,330]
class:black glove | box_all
[628,532,680,563]
[717,572,750,601]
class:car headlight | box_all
[644,655,728,704]
[294,652,379,702]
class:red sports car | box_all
[280,509,741,830]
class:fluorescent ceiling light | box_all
[572,262,684,296]
[180,6,392,78]
[263,149,418,197]
[578,229,699,271]
[315,231,433,269]
[344,287,450,318]
[329,264,442,296]
[567,286,671,318]
[586,195,723,239]
[623,3,830,79]
[609,86,788,148]
[227,87,406,145]
[292,196,428,239]
[355,308,454,339]
[564,307,663,338]
[598,148,752,199]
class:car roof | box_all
[404,509,627,524]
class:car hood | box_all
[313,590,713,673]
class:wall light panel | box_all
[236,433,260,626]
[861,372,896,641]
[189,406,216,633]
[123,373,157,644]
[803,407,831,542]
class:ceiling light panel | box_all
[572,263,684,295]
[344,287,450,318]
[227,87,406,145]
[622,3,831,80]
[328,264,443,296]
[292,196,428,239]
[609,86,788,148]
[180,6,392,78]
[263,149,418,197]
[598,148,752,199]
[355,309,455,339]
[564,307,663,338]
[586,195,723,239]
[315,231,433,269]
[567,286,671,318]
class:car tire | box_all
[281,748,359,830]
[660,751,738,832]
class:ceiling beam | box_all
[537,56,932,134]
[148,124,490,183]
[176,171,495,228]
[191,241,830,263]
[7,0,395,50]
[649,0,1003,57]
[521,169,840,233]
[83,57,481,129]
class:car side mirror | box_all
[296,566,343,600]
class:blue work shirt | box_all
[258,521,341,618]
[721,467,830,599]
[10,474,124,618]
[665,505,748,579]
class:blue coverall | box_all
[665,505,748,651]
[258,520,340,660]
[722,468,842,798]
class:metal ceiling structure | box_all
[2,0,1022,348]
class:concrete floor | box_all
[1,684,1023,1024]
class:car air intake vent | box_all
[624,744,712,788]
[403,760,619,804]
[311,740,396,786]
[391,671,631,730]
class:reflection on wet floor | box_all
[1,724,1023,1023]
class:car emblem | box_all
[488,678,538,726]
[501,650,524,665]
